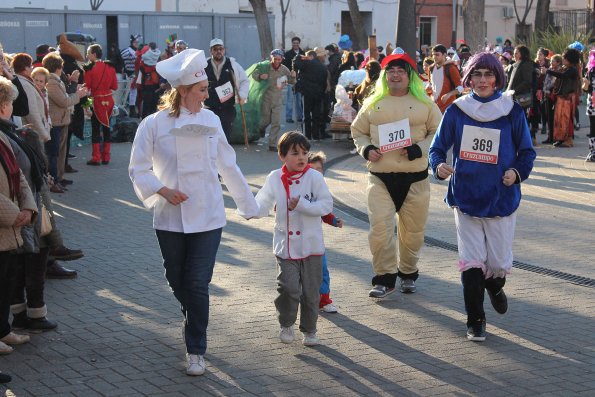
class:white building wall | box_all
[456,0,588,45]
[4,0,587,51]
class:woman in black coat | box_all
[507,45,535,141]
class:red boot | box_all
[86,143,101,166]
[102,143,111,165]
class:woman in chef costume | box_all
[128,48,259,376]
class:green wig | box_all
[362,63,432,111]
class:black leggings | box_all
[590,115,595,137]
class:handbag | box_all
[40,204,52,237]
[515,92,533,108]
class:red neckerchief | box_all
[280,164,310,199]
[0,137,21,201]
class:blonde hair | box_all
[158,81,202,118]
[31,66,50,82]
[0,76,18,108]
[551,54,563,65]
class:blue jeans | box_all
[44,127,62,181]
[320,254,330,294]
[285,84,303,121]
[155,228,222,355]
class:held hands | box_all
[436,163,455,179]
[13,210,33,227]
[158,187,189,206]
[502,169,516,186]
[288,196,300,211]
[260,73,269,80]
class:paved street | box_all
[1,124,594,396]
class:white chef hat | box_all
[156,48,208,87]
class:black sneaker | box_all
[0,372,11,384]
[28,317,58,332]
[487,288,508,314]
[467,320,486,342]
[49,245,84,261]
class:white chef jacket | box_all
[255,168,333,259]
[129,107,259,233]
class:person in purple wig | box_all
[429,52,536,342]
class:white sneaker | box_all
[302,332,320,346]
[0,341,13,355]
[186,354,206,376]
[320,303,338,313]
[279,326,295,344]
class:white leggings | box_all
[454,208,517,279]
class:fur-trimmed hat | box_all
[58,33,83,62]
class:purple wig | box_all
[461,52,507,91]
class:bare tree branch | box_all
[90,0,104,11]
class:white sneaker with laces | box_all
[302,332,320,346]
[186,354,206,376]
[320,303,338,313]
[279,326,295,344]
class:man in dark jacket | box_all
[283,37,304,123]
[293,50,329,140]
[325,43,341,117]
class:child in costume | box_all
[308,151,343,313]
[255,131,333,346]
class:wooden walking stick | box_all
[229,71,249,148]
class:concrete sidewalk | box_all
[1,131,594,396]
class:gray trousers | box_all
[275,255,322,334]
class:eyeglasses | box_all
[470,71,496,79]
[386,69,408,77]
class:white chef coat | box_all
[255,168,333,259]
[129,107,259,233]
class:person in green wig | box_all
[351,52,442,299]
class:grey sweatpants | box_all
[275,255,322,334]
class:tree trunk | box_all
[347,0,368,51]
[249,0,274,59]
[280,0,290,50]
[516,23,532,43]
[396,0,417,59]
[463,0,485,53]
[534,0,550,33]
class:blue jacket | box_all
[428,91,536,218]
